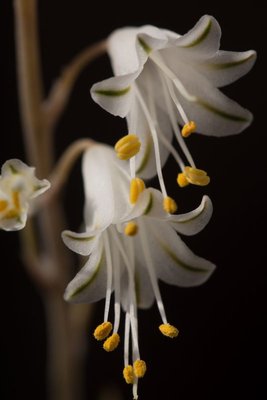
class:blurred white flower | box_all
[0,159,50,231]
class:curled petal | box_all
[62,230,100,256]
[64,240,108,303]
[147,220,216,287]
[169,195,213,235]
[90,72,139,118]
[198,50,257,87]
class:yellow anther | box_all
[124,221,138,236]
[0,200,8,212]
[93,321,113,341]
[129,177,145,204]
[133,359,147,378]
[123,365,135,384]
[181,121,197,138]
[12,191,20,210]
[177,173,190,187]
[114,134,141,160]
[159,323,179,338]
[184,166,210,186]
[103,333,120,352]
[4,209,20,219]
[163,196,177,214]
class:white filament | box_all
[103,231,113,323]
[134,84,167,198]
[139,220,168,324]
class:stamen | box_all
[103,232,113,323]
[94,322,113,341]
[178,166,210,186]
[139,220,168,324]
[103,333,120,352]
[0,200,8,212]
[177,172,190,187]
[124,221,138,236]
[112,243,121,334]
[124,311,131,367]
[182,121,197,138]
[163,196,177,214]
[134,85,168,198]
[159,323,179,338]
[115,134,141,160]
[129,178,145,204]
[161,75,196,168]
[123,365,135,384]
[133,359,147,378]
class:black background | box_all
[1,1,266,400]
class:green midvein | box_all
[138,37,152,54]
[71,252,104,297]
[159,240,209,273]
[144,193,153,215]
[64,233,95,242]
[171,203,207,225]
[183,19,212,48]
[198,100,249,122]
[95,86,131,97]
[209,54,255,70]
[136,137,152,174]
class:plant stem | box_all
[13,1,103,399]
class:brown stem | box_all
[14,1,95,400]
[44,40,107,131]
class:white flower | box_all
[91,15,256,197]
[62,143,215,399]
[0,159,50,231]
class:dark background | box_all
[1,1,266,400]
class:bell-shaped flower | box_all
[0,159,50,231]
[62,143,215,399]
[91,15,256,201]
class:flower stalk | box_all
[13,1,105,399]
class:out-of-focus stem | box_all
[14,1,103,400]
[44,40,107,131]
[14,0,49,175]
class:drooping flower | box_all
[91,15,256,199]
[62,143,215,399]
[0,159,50,231]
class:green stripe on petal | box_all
[64,232,96,242]
[183,19,212,48]
[94,86,131,97]
[138,37,152,54]
[159,240,210,273]
[70,251,104,298]
[209,54,255,70]
[144,192,153,215]
[198,100,249,122]
[136,137,152,175]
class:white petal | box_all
[134,234,155,309]
[0,208,28,231]
[108,27,147,75]
[147,219,216,287]
[198,50,257,87]
[175,64,253,135]
[173,15,221,59]
[141,188,167,220]
[108,25,168,76]
[90,72,139,118]
[62,230,100,256]
[82,144,132,228]
[169,195,213,235]
[64,239,108,303]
